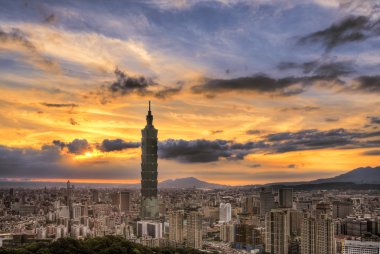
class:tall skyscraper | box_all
[140,101,159,220]
[220,222,235,243]
[279,188,293,208]
[169,210,184,244]
[332,200,353,219]
[301,212,335,254]
[186,211,203,249]
[120,191,130,213]
[265,208,291,254]
[219,203,232,223]
[260,188,275,217]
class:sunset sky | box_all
[0,0,379,185]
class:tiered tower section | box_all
[140,101,159,219]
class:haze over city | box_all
[1,0,380,186]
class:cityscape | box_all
[1,0,380,254]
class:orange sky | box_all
[0,0,380,185]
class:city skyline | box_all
[1,0,380,185]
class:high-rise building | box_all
[301,212,335,254]
[234,223,263,249]
[137,221,163,239]
[72,203,82,221]
[169,210,184,244]
[120,191,130,213]
[242,195,260,215]
[333,200,353,219]
[140,101,159,220]
[90,189,99,203]
[265,208,291,254]
[260,188,275,217]
[219,203,232,223]
[342,240,380,254]
[186,211,203,249]
[279,188,293,208]
[220,222,235,243]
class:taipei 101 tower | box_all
[140,101,160,219]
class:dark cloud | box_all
[353,76,380,93]
[367,116,380,125]
[98,139,140,152]
[158,139,265,163]
[41,103,78,108]
[266,128,356,153]
[191,74,342,97]
[67,139,91,155]
[281,106,320,112]
[298,16,380,50]
[108,68,156,96]
[69,118,79,126]
[287,164,297,168]
[265,128,380,153]
[249,164,262,168]
[362,150,380,156]
[0,145,138,180]
[278,60,354,77]
[154,86,182,99]
[52,139,91,155]
[210,130,223,135]
[96,69,181,103]
[52,140,65,150]
[325,117,339,122]
[0,28,60,73]
[246,130,261,135]
[44,14,58,24]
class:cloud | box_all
[108,68,156,96]
[352,76,380,93]
[96,68,181,103]
[0,144,138,180]
[298,15,380,50]
[246,130,261,135]
[41,103,78,108]
[278,60,355,77]
[69,118,79,126]
[98,139,140,152]
[44,14,58,24]
[191,74,343,97]
[367,116,380,125]
[210,130,223,135]
[245,130,261,135]
[325,117,339,122]
[158,139,265,163]
[249,163,262,168]
[265,128,380,153]
[154,86,183,99]
[0,28,61,73]
[52,139,91,155]
[66,139,91,155]
[362,150,380,156]
[281,106,320,112]
[287,164,297,168]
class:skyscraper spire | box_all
[146,100,153,126]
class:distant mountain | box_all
[311,166,380,184]
[158,177,228,189]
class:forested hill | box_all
[0,236,210,254]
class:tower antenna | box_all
[149,100,151,111]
